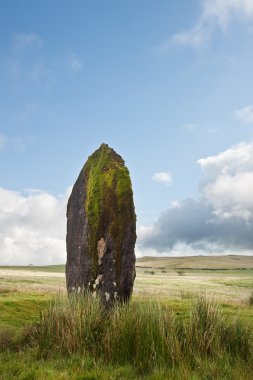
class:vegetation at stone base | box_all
[1,293,252,379]
[83,143,136,284]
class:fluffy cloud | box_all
[198,143,253,220]
[202,0,253,27]
[140,141,253,255]
[152,172,173,185]
[0,188,69,265]
[234,105,253,124]
[170,0,253,49]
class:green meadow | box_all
[0,255,252,379]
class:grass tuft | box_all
[103,300,180,372]
[36,292,104,357]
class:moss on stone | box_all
[83,144,136,287]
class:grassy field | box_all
[0,256,252,379]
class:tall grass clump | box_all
[179,294,252,365]
[220,317,252,360]
[180,295,222,359]
[36,291,104,357]
[103,301,180,372]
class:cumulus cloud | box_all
[198,141,253,177]
[234,105,253,124]
[152,172,173,185]
[170,0,253,49]
[140,141,253,255]
[201,0,253,27]
[0,187,69,265]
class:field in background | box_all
[0,255,253,329]
[0,256,252,379]
[135,256,253,311]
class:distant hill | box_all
[136,255,253,270]
[0,255,253,272]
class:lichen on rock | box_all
[66,143,136,306]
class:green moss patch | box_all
[84,144,136,285]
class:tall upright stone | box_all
[66,143,136,306]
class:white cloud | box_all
[0,134,7,151]
[140,141,253,255]
[152,171,173,185]
[171,24,211,49]
[234,105,253,124]
[203,172,253,220]
[170,0,253,49]
[13,32,43,50]
[198,142,253,219]
[198,141,253,221]
[198,141,253,177]
[0,187,69,265]
[202,0,253,28]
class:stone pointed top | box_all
[97,143,117,155]
[97,143,116,154]
[99,143,109,149]
[86,143,125,168]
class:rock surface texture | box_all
[66,144,136,306]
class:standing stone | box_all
[66,143,136,306]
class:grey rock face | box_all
[66,144,136,306]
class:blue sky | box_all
[1,0,253,264]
